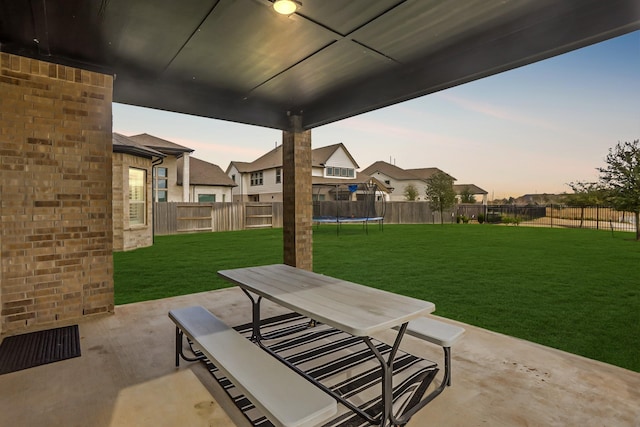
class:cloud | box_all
[331,115,475,149]
[435,92,559,131]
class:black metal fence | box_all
[485,204,637,232]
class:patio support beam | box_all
[282,114,313,271]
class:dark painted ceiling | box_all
[1,0,639,130]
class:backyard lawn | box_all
[113,224,640,372]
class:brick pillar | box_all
[0,53,114,333]
[282,115,312,270]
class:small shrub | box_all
[477,213,485,224]
[502,215,521,226]
[456,215,469,224]
[487,213,502,223]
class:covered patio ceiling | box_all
[1,0,639,130]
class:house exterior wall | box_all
[112,152,154,251]
[248,168,282,202]
[368,171,428,201]
[0,53,114,333]
[190,185,233,203]
[163,156,184,202]
[228,164,254,202]
[324,148,355,174]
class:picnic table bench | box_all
[394,316,465,386]
[169,306,337,427]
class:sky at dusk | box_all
[113,31,639,200]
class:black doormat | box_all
[0,325,81,375]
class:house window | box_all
[198,194,216,202]
[129,168,146,226]
[251,171,263,186]
[231,174,236,183]
[275,168,281,184]
[326,167,354,178]
[154,167,168,202]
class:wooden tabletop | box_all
[218,264,435,336]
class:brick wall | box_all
[112,152,154,251]
[282,116,313,270]
[0,53,114,333]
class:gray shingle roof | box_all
[360,161,422,180]
[312,143,359,169]
[361,161,456,182]
[177,157,237,187]
[112,133,165,159]
[228,143,357,173]
[454,184,488,195]
[128,133,194,156]
[406,167,454,181]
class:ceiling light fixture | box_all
[273,0,300,15]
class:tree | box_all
[403,183,419,201]
[597,140,640,240]
[564,181,607,228]
[425,172,456,224]
[459,186,476,203]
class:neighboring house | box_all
[454,184,489,204]
[227,143,389,202]
[361,161,487,203]
[112,133,165,251]
[177,156,236,203]
[127,133,235,203]
[127,133,194,202]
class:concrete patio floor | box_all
[1,287,638,427]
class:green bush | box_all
[486,213,502,223]
[477,213,485,224]
[502,215,521,226]
[456,215,469,224]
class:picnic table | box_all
[218,263,439,426]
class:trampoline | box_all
[313,181,385,234]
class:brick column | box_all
[282,115,313,270]
[0,53,114,333]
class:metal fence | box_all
[486,204,637,232]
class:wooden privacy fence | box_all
[153,202,283,235]
[154,201,480,235]
[382,202,485,224]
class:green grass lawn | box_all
[113,224,640,372]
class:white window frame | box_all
[154,167,168,202]
[129,167,146,226]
